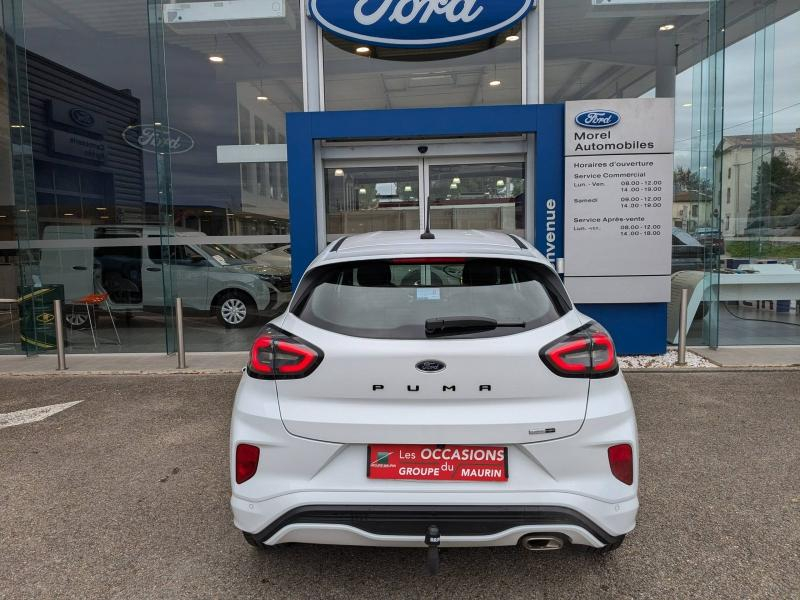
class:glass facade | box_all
[1,0,798,355]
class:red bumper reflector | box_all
[235,443,260,484]
[608,443,634,485]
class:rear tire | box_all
[243,532,265,550]
[586,535,625,555]
[242,532,288,552]
[215,291,256,328]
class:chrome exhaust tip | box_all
[520,535,564,551]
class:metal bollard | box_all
[176,297,186,369]
[53,299,67,371]
[676,288,688,366]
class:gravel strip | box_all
[619,349,716,369]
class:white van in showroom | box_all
[39,225,289,328]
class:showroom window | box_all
[321,27,523,110]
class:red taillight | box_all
[540,323,618,378]
[249,336,273,375]
[248,326,323,379]
[235,443,260,484]
[608,443,634,485]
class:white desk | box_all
[668,266,800,343]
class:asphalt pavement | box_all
[0,372,798,599]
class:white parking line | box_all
[0,401,83,429]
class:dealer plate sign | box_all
[367,444,508,481]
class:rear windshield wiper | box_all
[425,316,526,337]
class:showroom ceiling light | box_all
[359,188,367,194]
[404,185,412,192]
[63,213,74,217]
[257,95,268,101]
[659,24,675,31]
[450,183,458,189]
[356,46,370,54]
[203,210,213,213]
[334,168,344,176]
[505,34,520,42]
[496,179,505,187]
[452,177,461,184]
[209,35,224,63]
[96,207,107,211]
[489,79,501,87]
[682,103,692,107]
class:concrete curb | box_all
[622,366,800,373]
[0,369,244,377]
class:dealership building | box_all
[1,0,798,357]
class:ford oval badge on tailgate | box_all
[416,359,446,373]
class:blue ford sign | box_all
[575,110,621,129]
[308,0,536,48]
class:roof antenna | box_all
[418,146,435,240]
[421,195,435,239]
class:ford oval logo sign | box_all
[122,125,194,154]
[416,359,446,373]
[575,110,621,129]
[69,108,95,128]
[309,0,536,48]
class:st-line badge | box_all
[308,0,536,48]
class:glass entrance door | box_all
[427,161,525,237]
[325,163,421,236]
[322,141,527,241]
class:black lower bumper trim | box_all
[250,505,623,546]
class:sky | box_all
[673,9,800,170]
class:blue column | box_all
[286,113,317,288]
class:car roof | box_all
[314,230,548,265]
[671,227,701,246]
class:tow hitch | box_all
[424,525,441,575]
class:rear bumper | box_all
[238,503,628,548]
[230,373,639,548]
[232,492,638,548]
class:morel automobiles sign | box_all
[574,110,621,129]
[308,0,536,48]
[122,125,194,154]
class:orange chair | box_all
[70,292,121,349]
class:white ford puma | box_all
[230,230,638,568]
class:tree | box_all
[748,151,800,228]
[673,167,711,198]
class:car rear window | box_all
[291,258,571,339]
